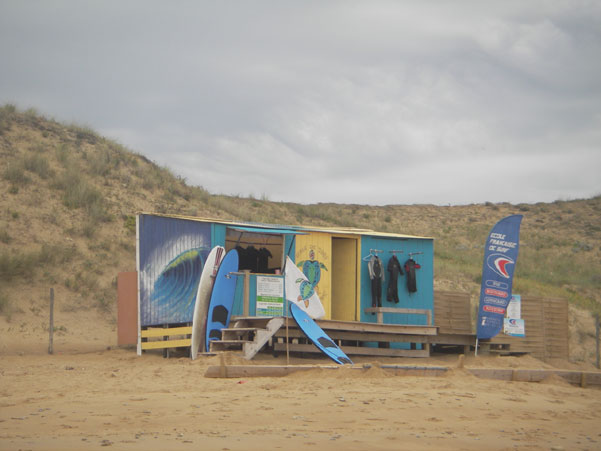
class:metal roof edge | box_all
[136,212,433,240]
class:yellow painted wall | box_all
[295,232,332,319]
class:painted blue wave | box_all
[149,248,203,324]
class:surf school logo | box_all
[486,253,515,279]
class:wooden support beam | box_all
[315,319,438,335]
[205,365,339,378]
[468,368,601,387]
[273,342,429,358]
[364,307,432,326]
[204,364,446,378]
[141,338,191,350]
[204,364,601,387]
[141,326,192,338]
[274,329,436,345]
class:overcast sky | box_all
[1,1,600,205]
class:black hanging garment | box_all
[235,246,249,270]
[257,247,272,273]
[246,246,259,273]
[368,256,385,308]
[386,255,404,303]
[404,258,421,293]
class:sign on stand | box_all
[506,294,521,319]
[504,318,526,337]
[256,276,284,317]
[504,294,525,337]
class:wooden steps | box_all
[209,317,285,359]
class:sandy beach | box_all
[2,340,601,451]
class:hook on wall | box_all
[362,249,383,261]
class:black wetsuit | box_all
[386,255,404,303]
[404,258,421,293]
[368,256,385,308]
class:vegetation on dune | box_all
[1,103,600,329]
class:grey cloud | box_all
[1,1,600,205]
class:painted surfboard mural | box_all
[290,303,352,365]
[148,248,203,325]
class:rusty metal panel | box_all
[117,271,138,345]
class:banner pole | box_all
[475,338,479,357]
[282,235,297,367]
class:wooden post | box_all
[242,270,251,317]
[595,313,601,369]
[285,298,290,366]
[48,288,54,355]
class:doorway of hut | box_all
[331,237,359,321]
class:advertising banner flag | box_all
[476,215,523,340]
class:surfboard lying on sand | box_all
[290,302,352,365]
[284,256,325,319]
[205,249,239,352]
[190,245,225,360]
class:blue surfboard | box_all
[290,303,352,365]
[205,249,239,352]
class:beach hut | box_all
[135,213,434,356]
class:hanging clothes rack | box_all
[362,249,383,261]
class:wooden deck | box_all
[227,314,520,359]
[230,315,474,358]
[138,315,516,359]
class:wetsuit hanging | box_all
[246,246,259,273]
[404,258,421,293]
[386,255,404,303]
[235,246,249,270]
[257,247,272,273]
[368,255,385,308]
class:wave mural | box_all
[138,214,212,326]
[149,248,204,325]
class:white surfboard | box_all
[284,256,325,319]
[190,246,225,359]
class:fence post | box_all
[595,313,601,369]
[48,288,54,355]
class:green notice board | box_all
[256,275,284,317]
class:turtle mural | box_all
[296,249,328,306]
